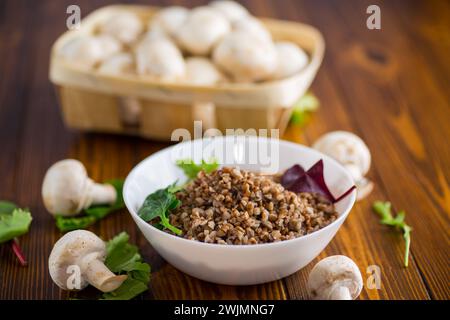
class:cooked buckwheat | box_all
[166,167,338,244]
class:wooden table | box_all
[0,0,448,300]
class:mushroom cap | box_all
[312,131,371,180]
[98,52,134,75]
[209,0,249,23]
[150,6,189,37]
[99,11,143,45]
[48,230,106,290]
[184,57,225,85]
[233,16,272,43]
[273,41,309,79]
[176,6,230,55]
[308,255,363,300]
[212,31,277,82]
[135,37,185,81]
[95,35,122,58]
[59,35,121,69]
[141,29,171,42]
[42,159,90,216]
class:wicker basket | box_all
[49,5,325,140]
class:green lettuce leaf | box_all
[55,215,97,232]
[138,183,182,235]
[102,232,151,300]
[0,201,32,244]
[176,158,219,180]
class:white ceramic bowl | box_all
[124,136,356,285]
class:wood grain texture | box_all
[0,0,448,300]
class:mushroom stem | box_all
[330,286,352,300]
[81,252,127,292]
[89,182,117,207]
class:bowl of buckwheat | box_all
[124,135,356,285]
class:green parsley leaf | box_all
[101,277,148,300]
[290,92,320,126]
[138,182,182,235]
[0,208,33,243]
[54,179,125,232]
[101,232,151,300]
[0,201,18,214]
[176,158,219,180]
[55,215,97,232]
[105,232,141,273]
[373,201,412,267]
[0,201,32,266]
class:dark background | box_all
[0,0,448,299]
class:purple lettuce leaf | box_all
[281,160,355,203]
[280,164,305,189]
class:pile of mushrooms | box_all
[58,0,309,84]
[49,230,127,292]
[312,131,374,201]
[42,159,117,216]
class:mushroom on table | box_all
[48,230,127,292]
[313,131,374,200]
[41,159,117,216]
[308,255,363,300]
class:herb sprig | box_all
[373,201,412,267]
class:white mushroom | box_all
[97,52,134,75]
[209,0,249,23]
[49,230,127,292]
[135,37,185,81]
[141,29,171,42]
[42,159,117,217]
[308,255,363,300]
[273,41,309,79]
[150,6,189,37]
[213,31,277,82]
[233,16,272,43]
[184,57,225,85]
[99,11,143,45]
[59,35,121,69]
[312,131,373,200]
[176,6,230,55]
